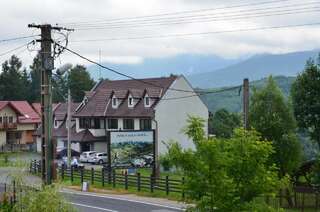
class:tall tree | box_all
[250,76,301,177]
[0,55,29,100]
[68,65,95,102]
[211,108,241,138]
[291,57,320,149]
[29,54,42,103]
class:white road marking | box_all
[70,202,118,212]
[62,190,186,211]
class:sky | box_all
[0,0,320,69]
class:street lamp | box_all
[55,63,73,167]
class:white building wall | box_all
[134,119,140,130]
[155,76,208,155]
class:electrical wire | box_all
[0,35,39,44]
[72,3,320,30]
[0,41,35,57]
[70,22,320,42]
[60,0,292,26]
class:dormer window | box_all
[112,96,118,108]
[128,95,134,107]
[144,95,150,107]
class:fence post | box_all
[80,168,84,184]
[137,173,141,192]
[125,171,128,190]
[13,180,16,203]
[166,176,169,195]
[71,166,74,182]
[302,193,305,212]
[112,170,116,188]
[91,167,94,185]
[182,177,185,199]
[61,165,65,180]
[102,167,105,187]
[150,174,154,193]
[316,192,319,210]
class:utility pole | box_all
[28,24,73,185]
[67,89,71,167]
[243,78,249,130]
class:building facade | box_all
[72,75,209,155]
[0,101,40,149]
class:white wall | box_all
[0,131,6,146]
[155,76,208,155]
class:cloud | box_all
[0,0,319,68]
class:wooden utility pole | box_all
[28,24,73,184]
[243,78,249,130]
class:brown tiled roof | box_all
[54,102,80,121]
[0,101,41,124]
[74,76,177,118]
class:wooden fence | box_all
[30,160,185,198]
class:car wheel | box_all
[99,159,104,165]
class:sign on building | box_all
[110,131,154,169]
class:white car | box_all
[88,152,108,164]
[79,151,97,163]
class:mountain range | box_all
[88,49,319,89]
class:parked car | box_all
[131,158,146,168]
[55,148,80,159]
[89,152,108,164]
[79,151,97,163]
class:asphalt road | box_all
[0,184,186,212]
[62,190,186,212]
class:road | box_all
[62,190,186,212]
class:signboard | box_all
[110,131,154,169]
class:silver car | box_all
[79,151,97,163]
[89,152,108,164]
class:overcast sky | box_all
[1,0,320,68]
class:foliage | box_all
[210,108,241,138]
[167,116,281,211]
[68,65,95,102]
[249,76,302,176]
[13,185,75,212]
[198,75,296,113]
[291,57,320,149]
[0,55,96,103]
[0,55,29,101]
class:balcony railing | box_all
[0,123,17,130]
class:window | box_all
[79,118,90,129]
[0,117,2,124]
[128,95,134,107]
[123,119,134,130]
[107,119,118,129]
[145,96,150,107]
[54,120,58,127]
[112,96,118,108]
[8,116,13,123]
[140,119,152,130]
[93,118,101,129]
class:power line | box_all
[72,2,320,29]
[60,0,292,26]
[0,41,34,57]
[74,8,320,30]
[70,22,320,42]
[0,35,39,44]
[54,42,235,95]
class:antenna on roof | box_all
[99,49,102,80]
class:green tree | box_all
[0,55,29,101]
[167,116,281,211]
[291,57,320,149]
[68,65,95,102]
[250,76,302,176]
[28,55,41,102]
[211,108,241,138]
